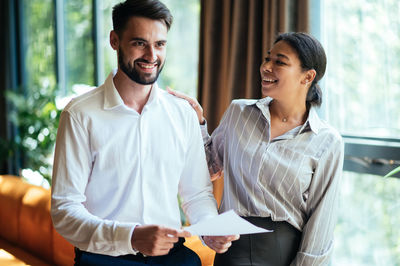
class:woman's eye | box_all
[264,57,271,62]
[276,60,285,65]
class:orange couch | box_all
[0,175,217,265]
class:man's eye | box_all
[264,57,271,62]
[276,60,285,65]
[133,41,145,47]
[156,42,166,48]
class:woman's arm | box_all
[291,134,344,266]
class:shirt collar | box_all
[304,107,324,134]
[255,97,273,122]
[103,70,159,110]
[255,96,323,135]
[104,71,123,110]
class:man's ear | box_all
[110,30,119,50]
[302,69,316,85]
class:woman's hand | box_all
[167,87,205,125]
[202,235,240,253]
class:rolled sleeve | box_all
[291,134,344,266]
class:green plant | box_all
[384,165,400,178]
[0,87,62,184]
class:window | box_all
[314,0,400,264]
[64,0,95,90]
[159,0,201,97]
[322,0,400,139]
[22,0,56,91]
[333,172,400,265]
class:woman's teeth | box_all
[263,78,277,83]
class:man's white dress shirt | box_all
[51,72,217,256]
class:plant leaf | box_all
[384,166,400,178]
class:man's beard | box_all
[118,48,164,85]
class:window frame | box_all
[310,0,400,179]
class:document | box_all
[184,210,272,236]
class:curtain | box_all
[198,0,310,204]
[198,0,310,132]
[0,0,9,173]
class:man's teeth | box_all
[140,64,155,69]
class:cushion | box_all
[18,186,53,261]
[0,176,31,244]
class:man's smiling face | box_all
[115,16,168,85]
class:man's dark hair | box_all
[112,0,173,35]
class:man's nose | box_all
[143,45,157,62]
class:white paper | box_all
[184,210,272,236]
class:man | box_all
[50,0,237,265]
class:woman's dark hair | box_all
[274,32,326,107]
[112,0,173,36]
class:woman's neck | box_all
[269,99,308,125]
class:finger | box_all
[217,241,232,250]
[210,170,223,181]
[163,228,191,239]
[166,86,176,95]
[204,238,232,253]
[166,87,189,100]
[215,247,230,254]
[164,233,179,243]
[160,229,180,242]
[147,246,171,256]
[205,235,238,245]
[231,234,240,241]
[176,229,191,238]
[220,234,240,242]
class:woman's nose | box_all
[261,60,272,73]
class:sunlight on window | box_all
[321,0,400,139]
[23,0,56,91]
[333,172,400,265]
[65,0,95,89]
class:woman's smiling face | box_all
[260,40,308,100]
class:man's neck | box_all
[113,70,153,114]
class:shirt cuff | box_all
[115,222,140,255]
[290,242,333,266]
[200,119,209,142]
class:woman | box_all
[169,32,344,266]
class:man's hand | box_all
[203,235,240,253]
[131,225,191,256]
